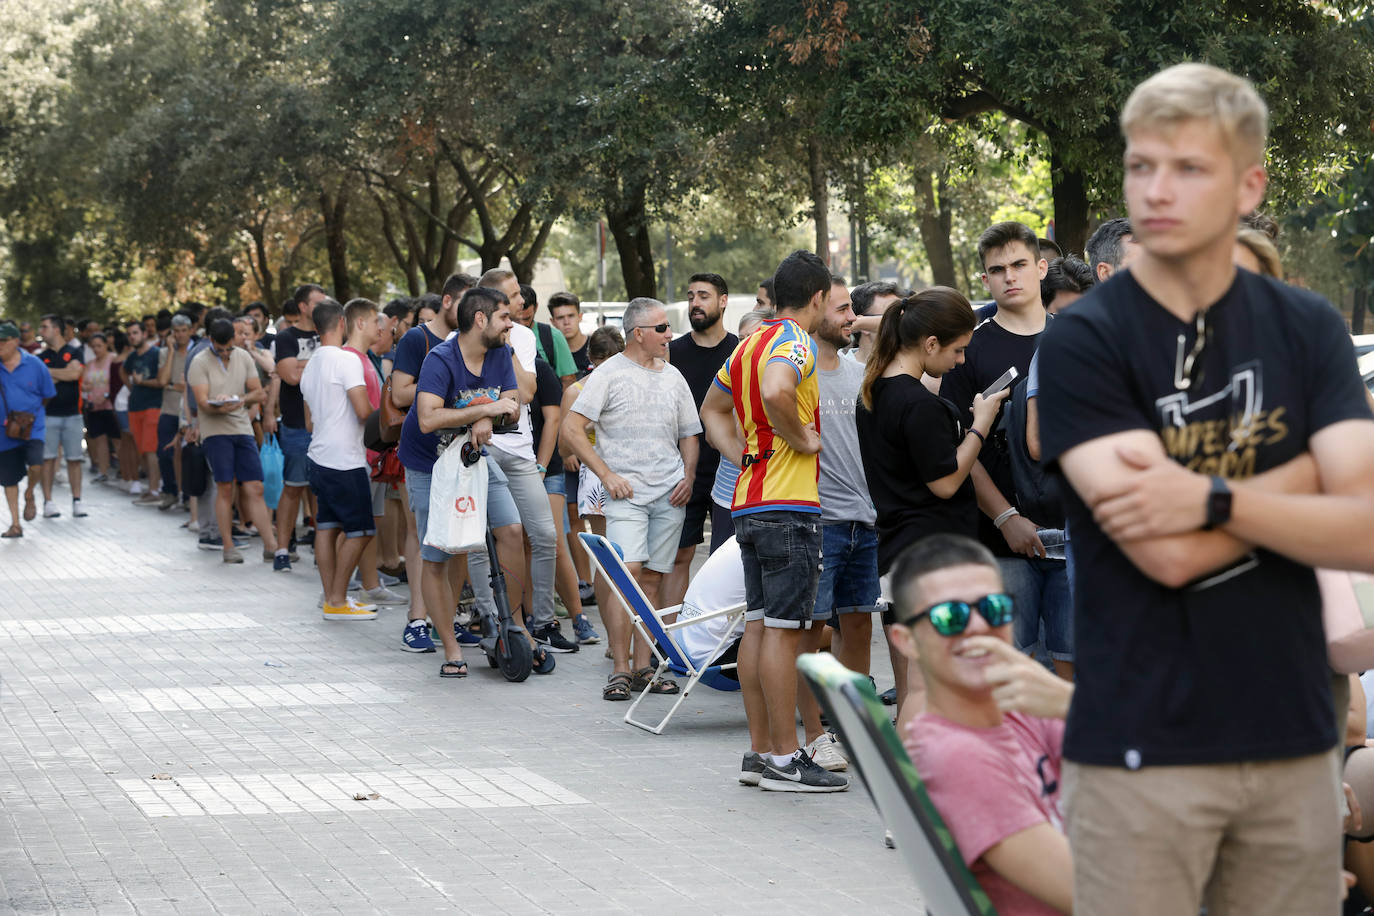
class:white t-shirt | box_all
[570,352,702,505]
[486,322,537,463]
[676,537,746,667]
[300,345,366,470]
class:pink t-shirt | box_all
[905,711,1066,916]
[343,346,382,465]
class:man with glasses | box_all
[563,297,701,700]
[17,322,41,354]
[187,317,280,565]
[887,533,1074,915]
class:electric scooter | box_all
[456,437,552,682]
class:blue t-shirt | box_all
[0,351,57,450]
[124,345,163,412]
[397,337,517,473]
[392,324,446,382]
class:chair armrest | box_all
[662,602,748,631]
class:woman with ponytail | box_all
[857,287,1010,727]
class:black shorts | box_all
[307,460,376,538]
[83,409,120,440]
[0,440,44,487]
[677,475,715,549]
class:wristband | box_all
[966,427,985,444]
[993,507,1020,529]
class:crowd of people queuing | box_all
[3,61,1374,913]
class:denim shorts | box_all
[543,472,571,534]
[814,522,880,620]
[43,413,84,462]
[734,510,822,630]
[1001,556,1073,661]
[203,434,263,484]
[278,424,311,487]
[308,460,375,538]
[603,491,685,573]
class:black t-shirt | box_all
[1039,269,1371,768]
[570,339,591,378]
[857,375,977,575]
[669,331,740,488]
[39,343,84,416]
[530,357,565,477]
[272,326,320,428]
[939,316,1043,556]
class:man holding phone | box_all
[940,221,1071,674]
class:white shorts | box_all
[602,491,685,574]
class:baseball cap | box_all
[0,321,19,340]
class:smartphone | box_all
[982,366,1019,399]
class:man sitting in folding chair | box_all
[579,531,746,734]
[885,533,1075,915]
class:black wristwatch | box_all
[1203,475,1232,530]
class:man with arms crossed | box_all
[701,250,847,793]
[663,272,740,605]
[1039,63,1371,914]
[270,283,327,569]
[35,314,85,519]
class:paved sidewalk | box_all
[0,481,918,914]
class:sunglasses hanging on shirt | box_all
[1174,309,1210,391]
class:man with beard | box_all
[662,273,740,607]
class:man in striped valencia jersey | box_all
[701,250,849,794]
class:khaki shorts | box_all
[1065,752,1342,916]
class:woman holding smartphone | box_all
[856,287,1008,730]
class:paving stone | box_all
[0,481,919,911]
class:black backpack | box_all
[1003,380,1065,529]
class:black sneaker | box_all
[739,751,767,787]
[758,750,849,793]
[531,623,579,654]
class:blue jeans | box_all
[814,522,880,620]
[735,510,822,630]
[1001,556,1073,661]
[277,424,311,487]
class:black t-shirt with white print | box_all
[1039,268,1371,769]
[938,316,1043,557]
[272,325,320,429]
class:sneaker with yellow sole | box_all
[323,601,377,621]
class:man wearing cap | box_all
[0,321,56,537]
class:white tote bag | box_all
[423,434,488,554]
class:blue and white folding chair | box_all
[798,653,996,915]
[578,532,746,734]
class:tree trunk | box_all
[1354,286,1369,335]
[915,168,957,289]
[511,219,554,284]
[808,135,830,265]
[605,183,656,299]
[320,180,352,302]
[1049,147,1089,259]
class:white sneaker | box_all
[42,500,60,518]
[129,481,144,495]
[359,586,407,606]
[805,733,848,772]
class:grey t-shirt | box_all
[571,352,702,505]
[818,357,877,526]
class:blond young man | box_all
[1039,63,1372,914]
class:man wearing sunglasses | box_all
[889,533,1074,915]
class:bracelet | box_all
[966,427,985,444]
[993,507,1020,529]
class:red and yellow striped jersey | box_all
[712,317,820,516]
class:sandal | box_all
[603,672,632,701]
[1,525,21,539]
[630,666,680,695]
[533,646,556,675]
[439,660,468,678]
[22,496,35,522]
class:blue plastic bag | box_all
[260,434,284,509]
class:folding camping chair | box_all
[797,653,997,916]
[578,532,746,735]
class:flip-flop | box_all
[1,525,21,539]
[439,660,468,678]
